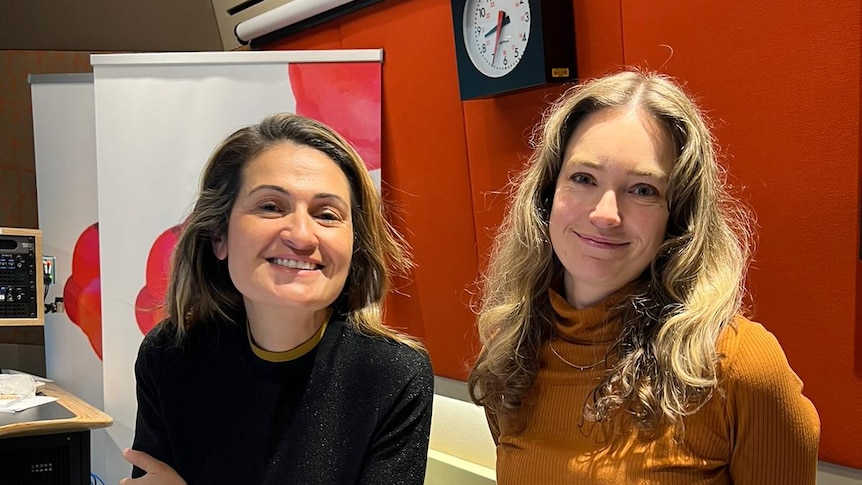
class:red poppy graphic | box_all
[135,225,182,336]
[63,223,102,359]
[289,62,381,172]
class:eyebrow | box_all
[567,158,668,181]
[247,184,349,206]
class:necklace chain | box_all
[549,339,607,371]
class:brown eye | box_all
[315,209,345,224]
[256,200,286,214]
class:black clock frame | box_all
[451,0,577,100]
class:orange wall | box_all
[264,0,861,467]
[619,0,860,467]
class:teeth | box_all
[271,258,317,270]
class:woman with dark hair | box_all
[121,113,433,485]
[469,70,819,484]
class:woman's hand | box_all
[119,448,187,485]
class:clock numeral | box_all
[503,56,508,66]
[479,7,486,17]
[514,46,519,58]
[522,12,529,22]
[481,43,487,53]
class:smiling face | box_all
[213,142,354,322]
[549,107,674,308]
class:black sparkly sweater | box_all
[130,316,434,485]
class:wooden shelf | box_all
[0,382,112,439]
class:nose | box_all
[589,190,621,228]
[280,211,317,250]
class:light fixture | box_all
[231,0,384,48]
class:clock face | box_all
[462,0,531,79]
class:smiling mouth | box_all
[269,258,321,270]
[575,232,629,247]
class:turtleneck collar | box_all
[549,283,636,345]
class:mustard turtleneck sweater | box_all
[487,289,820,484]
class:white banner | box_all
[31,73,110,482]
[92,50,383,483]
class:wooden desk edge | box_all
[0,382,113,438]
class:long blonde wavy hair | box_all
[163,113,424,353]
[468,70,752,434]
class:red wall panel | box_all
[266,0,626,380]
[269,0,481,379]
[620,0,860,466]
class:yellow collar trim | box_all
[248,311,330,362]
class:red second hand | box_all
[492,10,504,64]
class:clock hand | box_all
[492,10,505,64]
[484,12,511,38]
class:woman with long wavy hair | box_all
[121,113,432,485]
[468,70,819,484]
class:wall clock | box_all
[450,0,577,100]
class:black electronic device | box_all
[0,228,44,324]
[0,430,90,485]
